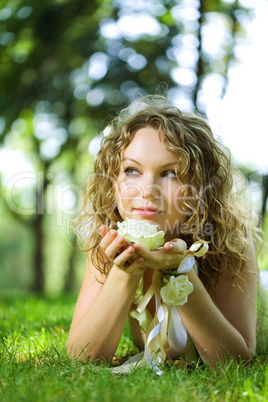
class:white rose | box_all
[160,275,193,306]
[117,218,165,251]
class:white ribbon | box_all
[143,252,198,374]
[145,289,165,375]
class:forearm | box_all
[67,267,141,362]
[178,270,255,364]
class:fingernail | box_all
[109,230,117,237]
[137,257,143,263]
[168,243,174,249]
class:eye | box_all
[161,170,178,179]
[124,167,140,177]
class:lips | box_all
[134,207,163,217]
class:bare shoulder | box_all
[211,236,257,349]
[70,251,107,329]
[211,236,257,299]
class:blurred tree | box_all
[0,0,254,292]
[0,0,105,291]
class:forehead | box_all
[123,127,166,153]
[121,127,179,170]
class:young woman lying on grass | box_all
[67,95,268,372]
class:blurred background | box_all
[0,0,267,295]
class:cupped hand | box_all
[132,238,187,271]
[99,225,145,276]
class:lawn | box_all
[0,293,267,402]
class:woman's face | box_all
[116,126,186,239]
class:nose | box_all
[141,175,160,200]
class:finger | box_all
[105,235,128,260]
[100,225,110,238]
[124,256,145,276]
[113,245,135,266]
[99,229,117,250]
[130,251,139,260]
[163,239,186,254]
[132,244,156,261]
[123,252,138,261]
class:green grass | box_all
[0,293,268,401]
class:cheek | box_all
[117,179,141,201]
[116,180,141,219]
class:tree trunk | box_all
[32,213,45,292]
[31,164,48,293]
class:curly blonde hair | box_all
[74,95,263,291]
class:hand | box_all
[100,226,145,276]
[132,238,187,271]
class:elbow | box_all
[244,340,256,362]
[67,336,112,364]
[66,332,92,362]
[198,342,256,366]
[239,335,256,362]
[67,338,88,362]
[231,346,255,364]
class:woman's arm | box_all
[67,231,144,363]
[178,237,257,364]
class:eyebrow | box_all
[121,157,178,168]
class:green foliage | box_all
[0,199,34,289]
[0,0,253,136]
[0,0,259,292]
[0,194,85,293]
[259,213,268,271]
[0,294,268,401]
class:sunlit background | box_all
[208,0,268,173]
[0,0,267,293]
